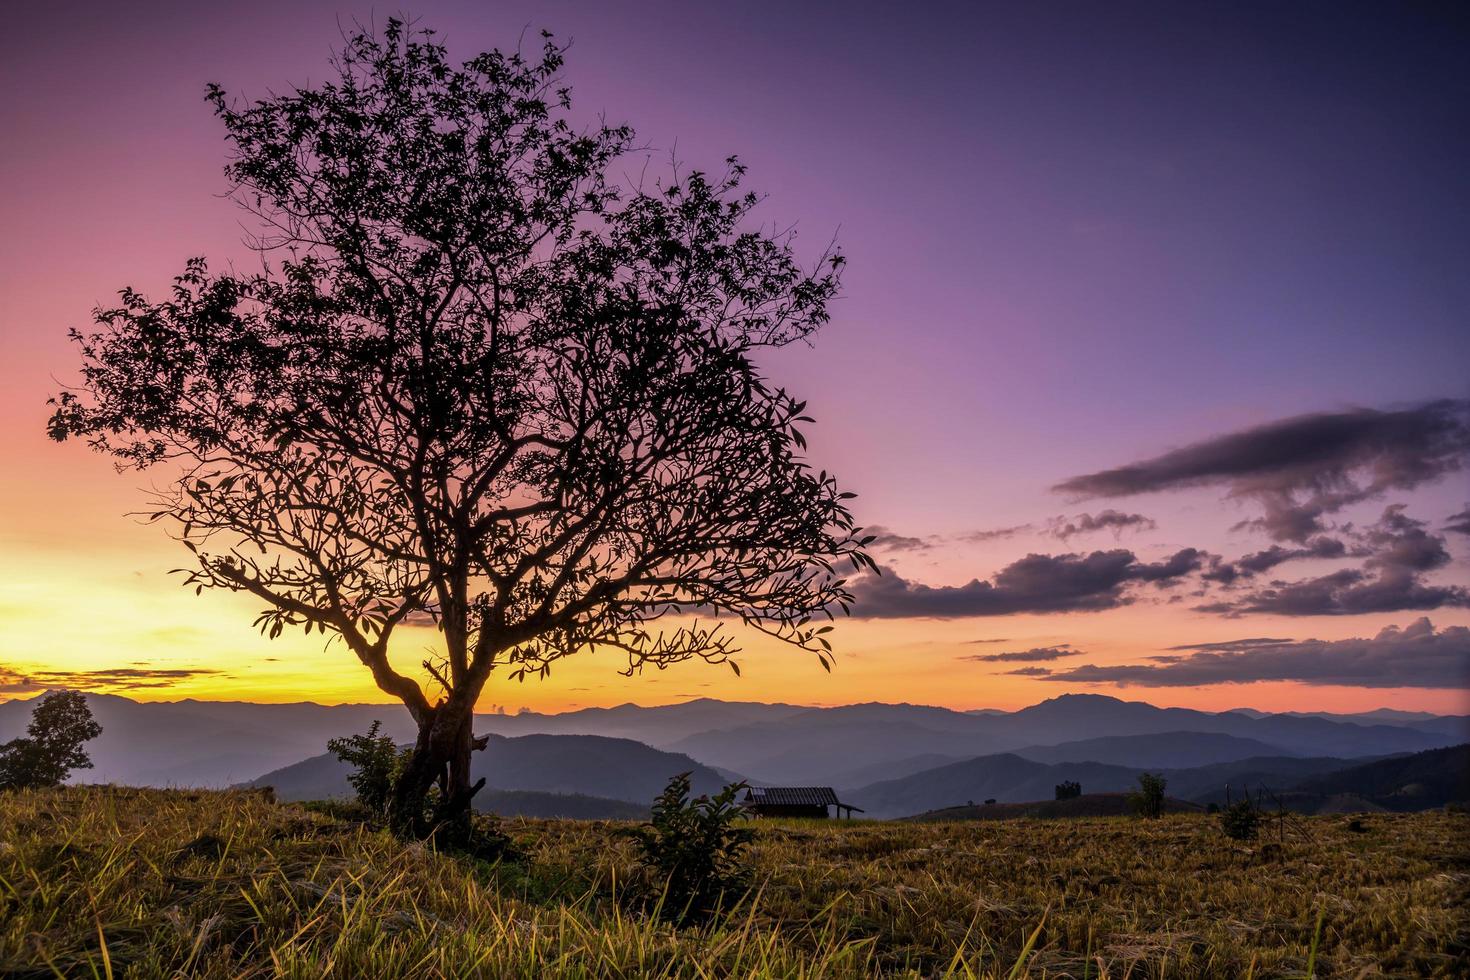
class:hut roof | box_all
[743,787,841,807]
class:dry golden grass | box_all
[0,786,1464,978]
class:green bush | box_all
[327,721,408,814]
[1130,772,1167,818]
[1218,794,1263,842]
[623,773,754,922]
[1055,780,1082,801]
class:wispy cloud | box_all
[1046,510,1156,541]
[1196,506,1468,616]
[960,644,1083,663]
[850,548,1206,618]
[0,664,224,694]
[1055,401,1470,542]
[1040,618,1470,688]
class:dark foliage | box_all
[622,773,753,922]
[0,692,103,791]
[1217,790,1263,842]
[1130,772,1167,818]
[47,19,868,838]
[1054,779,1082,801]
[326,721,407,815]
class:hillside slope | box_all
[1289,743,1470,811]
[847,753,1143,818]
[1014,731,1289,769]
[244,732,729,805]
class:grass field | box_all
[0,787,1464,978]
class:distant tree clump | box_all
[623,773,753,922]
[1054,780,1082,801]
[48,20,869,842]
[1130,772,1167,818]
[0,692,103,791]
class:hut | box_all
[742,786,863,819]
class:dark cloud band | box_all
[1040,618,1469,689]
[850,548,1205,619]
[1055,400,1470,542]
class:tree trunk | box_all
[388,699,485,843]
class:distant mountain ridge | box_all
[242,732,730,806]
[843,745,1468,819]
[0,691,1460,799]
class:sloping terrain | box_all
[242,732,729,805]
[1014,731,1289,769]
[1287,743,1470,811]
[903,792,1204,822]
[846,753,1144,818]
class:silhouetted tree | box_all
[48,21,868,840]
[0,691,103,790]
[1130,772,1167,818]
[1054,779,1081,801]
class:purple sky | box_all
[2,2,1467,712]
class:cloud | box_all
[1166,637,1294,652]
[960,524,1034,543]
[1047,510,1157,541]
[1198,506,1469,616]
[1443,507,1470,536]
[1041,618,1469,688]
[960,644,1083,663]
[0,664,224,694]
[1203,536,1347,584]
[863,525,936,552]
[850,548,1206,619]
[1054,401,1470,542]
[1004,666,1055,677]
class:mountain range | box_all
[2,691,1464,819]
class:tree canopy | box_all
[48,21,870,833]
[0,691,103,791]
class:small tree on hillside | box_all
[0,691,103,790]
[48,21,869,840]
[1054,779,1081,801]
[1130,772,1167,818]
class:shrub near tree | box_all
[623,773,754,922]
[1054,780,1082,801]
[327,721,408,815]
[0,691,103,791]
[48,19,869,844]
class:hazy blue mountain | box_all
[1014,731,1291,769]
[2,690,1455,794]
[471,697,806,747]
[846,754,1144,818]
[1287,744,1469,811]
[0,692,418,787]
[668,694,1449,784]
[831,752,969,790]
[1161,755,1372,802]
[243,732,729,805]
[993,695,1447,758]
[668,705,1026,784]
